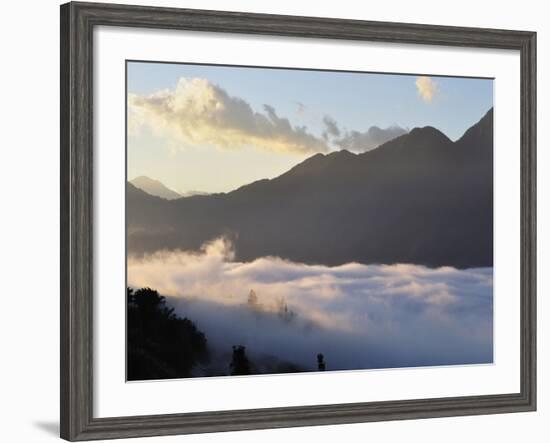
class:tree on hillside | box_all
[127,287,209,381]
[230,345,252,376]
[247,289,258,308]
[276,296,296,322]
[317,353,326,371]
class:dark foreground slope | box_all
[127,109,493,268]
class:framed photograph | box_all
[60,1,536,440]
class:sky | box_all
[127,61,493,194]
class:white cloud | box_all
[321,114,407,152]
[333,125,408,152]
[129,77,413,157]
[128,237,493,373]
[322,115,341,139]
[295,101,306,114]
[416,76,439,103]
[129,77,329,155]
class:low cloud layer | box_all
[128,238,493,374]
[129,78,329,155]
[416,76,439,103]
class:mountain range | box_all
[127,108,493,268]
[130,176,181,200]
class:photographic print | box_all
[126,61,494,381]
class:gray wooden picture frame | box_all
[60,1,537,441]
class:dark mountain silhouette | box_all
[130,175,181,200]
[127,109,493,268]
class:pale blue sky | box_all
[127,61,493,194]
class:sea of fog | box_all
[127,237,493,376]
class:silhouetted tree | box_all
[127,287,209,381]
[230,345,252,375]
[276,296,295,322]
[317,353,326,371]
[247,289,258,308]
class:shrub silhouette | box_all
[276,296,296,322]
[127,287,209,380]
[247,289,258,307]
[317,353,326,371]
[230,345,252,375]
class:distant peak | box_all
[278,151,334,179]
[407,126,452,143]
[409,126,442,135]
[130,175,181,200]
[307,152,326,160]
[468,107,493,129]
[131,175,161,186]
[480,107,494,122]
[131,175,148,181]
[327,149,356,157]
[456,107,493,143]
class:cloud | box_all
[322,115,341,140]
[128,237,493,373]
[129,77,329,155]
[333,125,408,152]
[416,76,439,103]
[295,101,306,114]
[129,77,411,156]
[321,114,407,152]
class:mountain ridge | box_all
[127,108,493,268]
[130,175,181,200]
